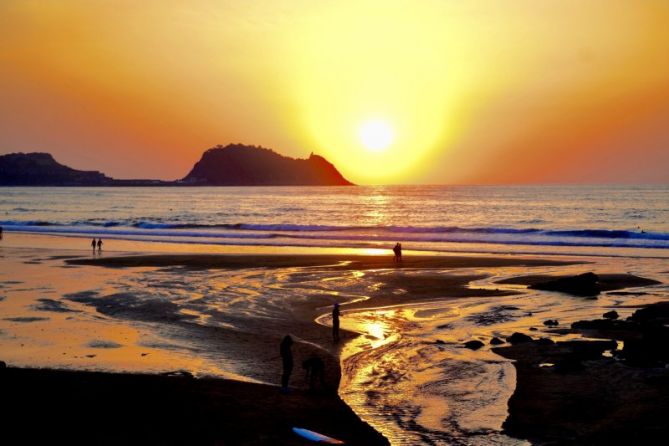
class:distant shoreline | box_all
[0,146,355,186]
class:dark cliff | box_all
[0,152,112,186]
[180,144,353,186]
[0,145,353,186]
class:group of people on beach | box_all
[91,238,103,251]
[279,302,341,393]
[279,243,404,393]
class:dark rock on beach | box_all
[495,339,669,445]
[570,318,632,331]
[490,337,504,345]
[543,319,559,326]
[507,332,533,344]
[602,310,619,320]
[629,301,669,325]
[529,272,600,297]
[495,301,669,445]
[464,340,485,350]
[497,273,660,297]
[571,302,669,366]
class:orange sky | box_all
[1,1,668,184]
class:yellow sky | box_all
[1,1,668,183]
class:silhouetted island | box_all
[0,145,353,186]
[0,152,113,186]
[180,144,353,186]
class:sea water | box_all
[1,185,669,256]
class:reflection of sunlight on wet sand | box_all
[336,291,548,444]
[366,320,386,341]
[358,248,387,256]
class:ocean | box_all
[2,185,669,256]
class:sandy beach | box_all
[1,232,668,444]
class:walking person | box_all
[280,335,294,393]
[332,303,341,342]
[91,238,96,251]
[393,243,400,262]
[96,238,103,252]
[397,242,403,262]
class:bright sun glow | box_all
[359,120,394,152]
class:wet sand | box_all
[67,252,578,269]
[2,237,668,444]
[1,366,387,446]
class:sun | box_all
[358,119,394,152]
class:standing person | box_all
[280,335,294,393]
[332,303,341,342]
[91,238,96,251]
[392,243,400,262]
[397,243,403,262]
[96,238,103,252]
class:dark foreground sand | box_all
[1,366,388,446]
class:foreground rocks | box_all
[572,302,669,366]
[495,339,669,445]
[529,272,600,296]
[494,301,669,445]
[496,272,660,297]
[464,340,485,350]
[507,332,533,344]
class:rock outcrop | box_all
[0,153,112,186]
[181,144,353,186]
[529,272,600,297]
[1,145,354,187]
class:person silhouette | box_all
[91,238,96,251]
[397,243,403,262]
[393,243,400,262]
[332,303,341,342]
[96,238,103,252]
[302,356,326,391]
[280,335,294,393]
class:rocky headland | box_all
[0,144,353,186]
